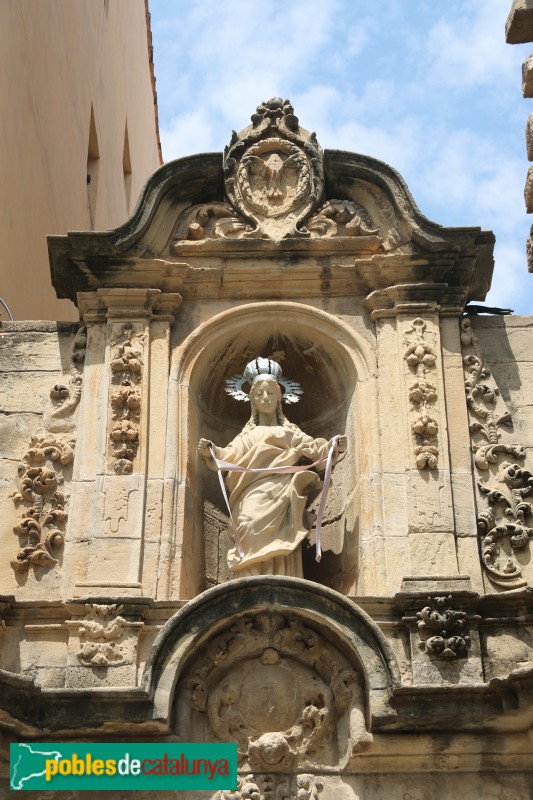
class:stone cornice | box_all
[48,150,495,310]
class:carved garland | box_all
[11,326,86,572]
[403,318,439,469]
[461,317,533,589]
[109,323,143,474]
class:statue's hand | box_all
[198,438,212,456]
[336,435,347,453]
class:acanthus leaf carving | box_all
[216,773,321,800]
[403,318,439,470]
[11,325,86,572]
[461,317,533,589]
[304,199,380,241]
[477,462,533,587]
[171,196,383,248]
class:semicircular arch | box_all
[143,576,400,730]
[162,301,380,598]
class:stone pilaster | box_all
[365,284,462,592]
[63,288,181,598]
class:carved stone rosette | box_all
[461,317,533,589]
[76,604,129,666]
[417,596,470,659]
[403,318,439,469]
[11,326,86,572]
[108,322,143,474]
[177,612,371,773]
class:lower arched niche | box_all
[174,608,371,773]
[171,302,375,598]
[143,579,398,776]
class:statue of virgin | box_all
[198,358,346,578]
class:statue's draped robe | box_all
[212,424,331,576]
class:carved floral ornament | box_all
[11,326,86,572]
[179,612,371,773]
[170,98,384,248]
[417,596,470,659]
[109,322,144,475]
[461,317,533,589]
[76,604,130,667]
[403,318,439,469]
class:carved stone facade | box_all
[0,100,532,798]
[403,317,439,469]
[461,316,533,590]
[109,323,143,475]
[177,611,371,772]
[11,324,86,572]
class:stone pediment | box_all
[49,99,494,311]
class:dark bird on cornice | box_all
[464,304,514,315]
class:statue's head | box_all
[225,357,302,406]
[249,377,282,419]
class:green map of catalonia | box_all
[10,743,63,790]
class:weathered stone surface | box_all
[527,112,533,161]
[523,53,533,97]
[20,632,68,671]
[0,327,74,372]
[0,372,58,414]
[0,413,41,460]
[407,532,459,575]
[525,164,533,212]
[506,0,533,43]
[482,627,533,680]
[0,99,533,798]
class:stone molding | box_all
[1,582,533,737]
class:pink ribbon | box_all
[208,436,340,564]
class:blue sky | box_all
[150,0,533,313]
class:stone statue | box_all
[198,358,346,577]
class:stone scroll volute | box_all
[461,317,533,590]
[10,325,87,573]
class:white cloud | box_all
[487,239,531,314]
[413,129,525,228]
[425,0,520,88]
[160,109,216,161]
[151,0,533,316]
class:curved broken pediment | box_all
[49,98,494,311]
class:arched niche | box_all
[143,577,400,754]
[168,302,378,599]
